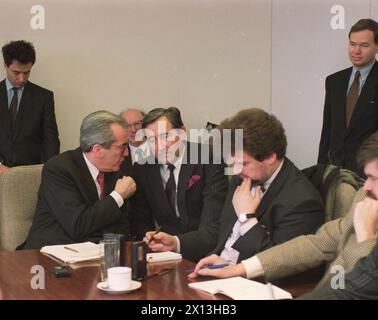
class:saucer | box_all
[97,281,141,294]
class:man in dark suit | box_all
[119,108,148,175]
[0,40,60,174]
[130,107,228,262]
[189,108,324,270]
[318,19,378,176]
[22,111,136,249]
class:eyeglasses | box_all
[126,121,142,129]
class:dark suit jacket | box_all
[23,148,131,249]
[119,145,133,176]
[0,80,60,167]
[298,242,378,300]
[129,142,228,262]
[318,61,378,175]
[212,158,324,263]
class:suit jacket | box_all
[318,61,378,175]
[212,158,324,263]
[0,80,60,167]
[256,189,377,290]
[298,242,378,300]
[23,148,131,249]
[119,145,133,176]
[129,142,228,262]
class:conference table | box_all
[0,249,316,300]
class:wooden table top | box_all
[0,249,315,300]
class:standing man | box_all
[129,107,228,262]
[318,19,378,176]
[0,40,60,174]
[22,111,135,249]
[119,108,149,173]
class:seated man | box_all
[22,111,136,249]
[129,107,228,262]
[149,108,324,263]
[298,242,378,300]
[189,132,378,298]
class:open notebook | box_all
[40,242,102,264]
[189,277,293,300]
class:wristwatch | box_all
[238,212,256,223]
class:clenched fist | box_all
[115,176,136,199]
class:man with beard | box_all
[189,132,378,300]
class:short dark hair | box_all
[349,19,378,44]
[142,107,184,129]
[356,132,378,169]
[2,40,36,66]
[218,108,287,161]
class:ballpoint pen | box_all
[148,226,162,244]
[186,263,229,273]
[64,246,79,253]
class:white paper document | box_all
[40,242,102,264]
[189,276,293,300]
[146,251,182,263]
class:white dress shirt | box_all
[129,142,150,164]
[82,153,124,207]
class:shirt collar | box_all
[352,60,375,81]
[82,153,100,181]
[6,78,25,93]
[263,158,284,191]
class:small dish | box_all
[97,280,141,294]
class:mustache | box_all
[367,191,377,200]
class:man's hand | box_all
[144,231,178,252]
[115,176,136,199]
[232,178,261,216]
[353,197,378,243]
[188,254,246,279]
[0,164,10,175]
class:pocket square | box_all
[187,175,201,190]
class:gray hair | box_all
[80,110,127,152]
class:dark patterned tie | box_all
[165,164,176,213]
[97,172,105,199]
[346,70,360,127]
[10,87,18,130]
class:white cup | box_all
[107,267,132,290]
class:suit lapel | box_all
[0,80,12,136]
[72,149,100,203]
[347,61,378,134]
[255,159,290,219]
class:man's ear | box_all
[91,144,103,155]
[266,153,277,165]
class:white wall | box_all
[0,0,271,152]
[0,0,377,168]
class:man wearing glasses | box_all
[21,111,136,249]
[120,108,150,166]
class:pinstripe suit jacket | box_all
[256,189,377,290]
[129,142,228,262]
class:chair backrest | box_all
[0,164,43,250]
[302,164,364,221]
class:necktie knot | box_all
[168,164,175,174]
[97,172,105,199]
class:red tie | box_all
[97,172,104,199]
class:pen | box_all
[64,246,79,253]
[186,263,229,273]
[148,226,162,244]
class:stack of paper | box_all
[189,277,293,300]
[146,251,182,263]
[40,242,102,264]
